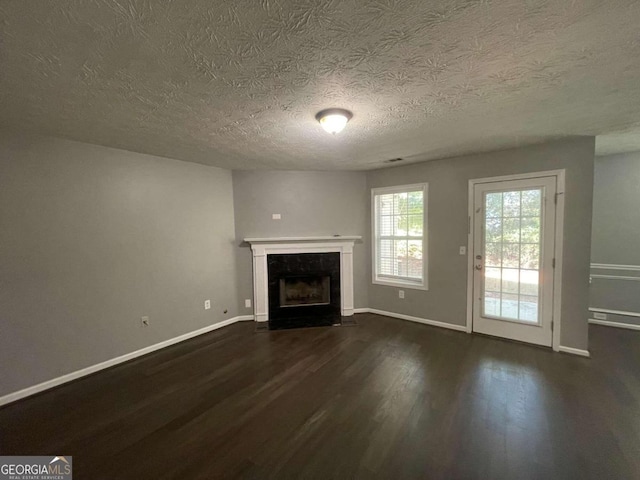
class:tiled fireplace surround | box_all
[244,237,361,324]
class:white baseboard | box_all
[589,318,640,331]
[0,315,250,408]
[0,309,593,407]
[558,345,590,357]
[363,308,467,332]
[359,308,591,356]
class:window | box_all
[372,183,428,290]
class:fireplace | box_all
[244,236,360,326]
[280,275,331,307]
[268,253,341,329]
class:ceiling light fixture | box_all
[315,108,353,135]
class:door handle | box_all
[475,265,483,270]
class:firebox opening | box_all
[279,275,330,307]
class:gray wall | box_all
[232,170,369,313]
[590,152,640,326]
[367,137,595,350]
[0,131,597,399]
[0,131,238,397]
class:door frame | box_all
[465,169,566,351]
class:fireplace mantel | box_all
[244,236,361,244]
[244,236,361,323]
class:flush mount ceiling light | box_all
[315,108,353,135]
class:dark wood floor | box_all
[1,314,639,479]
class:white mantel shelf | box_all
[244,236,361,244]
[246,236,360,323]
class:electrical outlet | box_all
[459,246,466,255]
[593,312,607,320]
[141,316,149,327]
[204,299,211,310]
[245,299,252,308]
[272,213,281,220]
[399,290,405,299]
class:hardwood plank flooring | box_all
[1,314,639,479]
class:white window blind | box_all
[372,184,428,289]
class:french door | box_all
[472,175,557,346]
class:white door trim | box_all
[466,169,565,352]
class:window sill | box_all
[372,278,428,291]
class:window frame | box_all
[371,183,429,291]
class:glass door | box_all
[472,176,556,347]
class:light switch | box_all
[459,246,467,255]
[272,213,281,220]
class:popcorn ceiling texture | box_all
[1,0,639,169]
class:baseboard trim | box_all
[1,310,591,406]
[558,345,590,357]
[589,318,640,331]
[359,308,590,356]
[364,308,467,332]
[0,315,249,408]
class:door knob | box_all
[475,265,483,270]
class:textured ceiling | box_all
[1,1,640,170]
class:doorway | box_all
[467,171,565,348]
